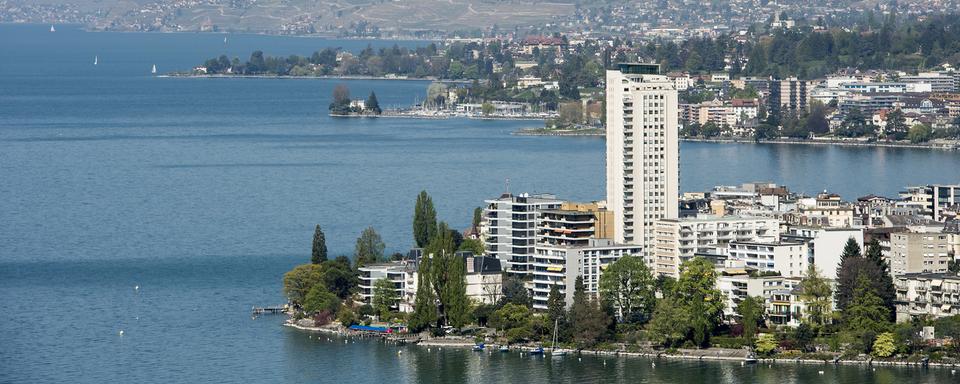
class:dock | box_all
[252,305,287,315]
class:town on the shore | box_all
[280,61,960,366]
[179,12,960,148]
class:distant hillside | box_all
[6,0,578,34]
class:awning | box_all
[546,266,563,272]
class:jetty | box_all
[252,305,287,315]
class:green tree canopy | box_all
[872,332,896,357]
[842,274,891,334]
[598,255,656,323]
[311,224,328,264]
[303,285,340,315]
[569,276,611,348]
[354,227,385,267]
[735,296,765,340]
[413,191,438,248]
[365,91,382,115]
[675,257,725,347]
[372,278,396,319]
[799,264,832,326]
[283,264,325,305]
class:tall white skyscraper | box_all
[605,63,679,266]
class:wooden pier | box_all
[252,305,287,315]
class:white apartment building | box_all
[717,271,803,325]
[606,63,679,264]
[895,273,960,322]
[531,239,642,310]
[654,216,780,277]
[782,226,864,280]
[357,261,419,313]
[728,241,809,278]
[483,193,562,276]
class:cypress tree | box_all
[413,191,438,248]
[311,224,328,264]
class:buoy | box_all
[398,350,402,355]
[578,357,582,362]
[818,371,824,375]
[603,360,607,366]
[651,362,656,368]
[134,285,139,291]
[119,330,124,336]
[428,348,431,352]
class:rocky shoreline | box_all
[283,319,959,369]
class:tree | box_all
[372,278,396,319]
[500,274,531,308]
[885,109,907,140]
[481,102,494,116]
[872,332,896,357]
[457,238,484,255]
[354,227,385,267]
[472,207,483,229]
[648,296,689,347]
[835,238,895,321]
[736,296,765,340]
[424,222,469,328]
[283,264,325,305]
[408,257,437,332]
[322,261,357,299]
[675,257,725,347]
[598,255,656,323]
[330,84,351,115]
[303,285,340,315]
[569,276,611,348]
[489,303,532,343]
[311,224,328,264]
[799,264,832,326]
[835,237,863,311]
[907,123,933,143]
[412,191,438,248]
[755,333,777,356]
[842,274,891,334]
[547,284,566,322]
[365,91,382,115]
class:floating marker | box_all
[119,330,124,336]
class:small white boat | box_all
[151,64,157,74]
[94,56,98,65]
[50,25,56,32]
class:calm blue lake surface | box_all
[1,24,959,383]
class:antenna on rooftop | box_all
[505,178,511,195]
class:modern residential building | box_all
[895,273,960,322]
[781,226,863,280]
[889,229,952,276]
[900,184,960,222]
[483,192,562,276]
[531,239,642,310]
[728,240,809,278]
[357,261,419,313]
[653,216,780,277]
[768,77,814,115]
[716,269,804,326]
[606,63,679,263]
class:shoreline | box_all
[683,137,960,150]
[159,74,468,83]
[283,321,958,369]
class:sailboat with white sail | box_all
[152,64,157,74]
[50,25,56,32]
[551,318,566,357]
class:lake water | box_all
[1,24,958,383]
